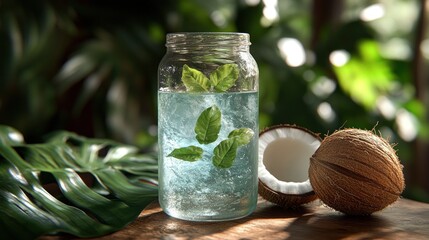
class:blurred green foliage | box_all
[1,0,428,201]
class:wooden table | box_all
[47,197,429,240]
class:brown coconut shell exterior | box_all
[258,124,321,207]
[309,128,405,215]
[258,180,317,207]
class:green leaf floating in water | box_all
[211,128,254,168]
[209,63,239,92]
[0,125,158,239]
[194,105,221,144]
[228,128,254,146]
[181,64,210,92]
[212,138,238,168]
[181,63,239,93]
[167,146,203,162]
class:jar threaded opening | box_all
[166,32,250,49]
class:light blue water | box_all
[158,91,258,221]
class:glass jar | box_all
[157,32,259,221]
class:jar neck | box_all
[166,32,250,52]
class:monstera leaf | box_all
[0,125,158,239]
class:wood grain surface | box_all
[42,197,429,240]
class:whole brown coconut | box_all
[309,128,405,215]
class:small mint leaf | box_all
[181,64,210,92]
[212,138,238,168]
[168,146,203,162]
[228,128,254,146]
[209,64,239,92]
[195,106,221,144]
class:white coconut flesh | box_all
[258,126,321,195]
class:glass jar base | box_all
[162,206,256,222]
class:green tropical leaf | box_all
[0,126,158,239]
[194,105,222,144]
[209,63,239,92]
[181,64,210,92]
[167,146,203,162]
[227,128,254,146]
[0,125,24,145]
[212,138,238,168]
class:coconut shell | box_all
[258,180,317,208]
[258,124,321,207]
[309,128,405,215]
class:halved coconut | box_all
[258,124,322,207]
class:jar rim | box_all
[165,32,251,48]
[166,32,249,37]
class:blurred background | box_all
[1,0,428,202]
